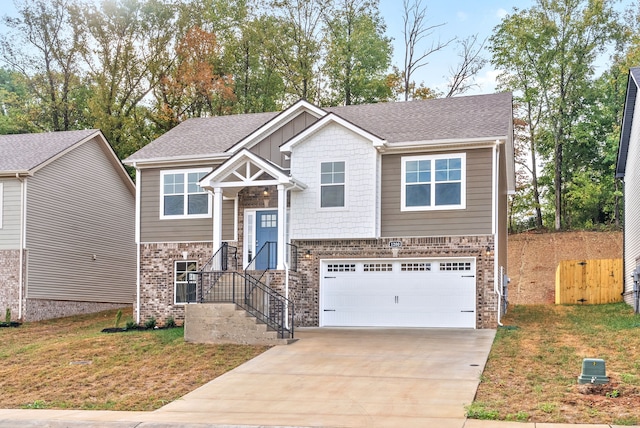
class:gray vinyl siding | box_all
[0,179,21,249]
[623,94,640,302]
[381,148,493,237]
[140,167,235,243]
[25,136,136,303]
[250,111,319,167]
[498,143,508,271]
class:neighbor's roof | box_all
[125,92,513,163]
[616,67,640,178]
[0,129,101,173]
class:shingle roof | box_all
[616,67,640,178]
[0,129,100,172]
[125,92,512,162]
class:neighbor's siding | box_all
[250,111,319,168]
[498,143,508,274]
[25,136,136,303]
[0,179,21,249]
[289,122,378,239]
[381,148,493,237]
[139,167,235,243]
[624,93,640,304]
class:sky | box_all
[378,0,535,95]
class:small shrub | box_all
[465,402,500,420]
[124,320,136,330]
[165,317,176,328]
[5,308,10,323]
[115,309,123,328]
[144,317,157,329]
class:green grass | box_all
[474,303,640,424]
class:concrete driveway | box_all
[149,327,495,427]
[0,327,495,428]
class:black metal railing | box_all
[245,241,276,282]
[189,270,294,339]
[202,243,238,272]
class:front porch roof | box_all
[198,148,306,197]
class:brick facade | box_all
[23,299,129,322]
[139,235,499,329]
[0,250,23,321]
[288,235,497,329]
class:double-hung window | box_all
[401,154,465,210]
[320,161,345,208]
[175,261,197,304]
[161,169,211,218]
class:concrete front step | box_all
[184,303,295,346]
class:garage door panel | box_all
[321,258,476,328]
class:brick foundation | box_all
[0,250,24,321]
[290,235,497,329]
[23,299,130,322]
[140,235,499,329]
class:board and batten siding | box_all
[25,136,135,303]
[623,93,640,302]
[0,179,21,249]
[381,148,493,237]
[140,167,235,243]
[250,111,319,168]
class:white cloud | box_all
[474,69,504,94]
[496,8,508,19]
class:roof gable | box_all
[280,112,386,153]
[0,129,100,174]
[617,67,640,178]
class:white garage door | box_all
[321,258,476,328]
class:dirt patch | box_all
[507,231,622,305]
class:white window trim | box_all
[160,168,212,219]
[174,260,198,305]
[318,160,347,211]
[401,153,466,211]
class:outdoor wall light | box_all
[485,246,492,256]
[305,249,311,258]
[263,187,270,207]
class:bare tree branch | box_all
[445,33,487,97]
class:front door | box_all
[255,210,278,269]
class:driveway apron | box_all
[148,327,496,427]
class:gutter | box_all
[134,163,141,324]
[16,173,26,320]
[492,142,504,327]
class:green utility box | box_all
[578,358,609,384]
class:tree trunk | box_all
[554,140,563,231]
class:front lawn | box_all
[472,303,640,425]
[0,308,268,410]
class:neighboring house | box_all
[0,129,136,322]
[124,94,514,332]
[617,66,640,312]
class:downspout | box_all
[134,164,141,324]
[16,173,25,320]
[492,142,503,326]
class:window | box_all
[320,161,345,208]
[401,154,465,210]
[161,169,211,218]
[175,261,198,304]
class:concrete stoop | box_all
[184,303,295,346]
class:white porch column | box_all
[277,184,287,270]
[212,187,223,264]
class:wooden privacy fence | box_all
[555,259,623,304]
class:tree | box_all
[491,0,621,230]
[0,68,36,134]
[0,0,88,131]
[269,0,328,103]
[322,0,392,105]
[81,0,178,159]
[154,26,236,130]
[444,34,487,98]
[401,0,453,101]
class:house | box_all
[0,129,136,322]
[616,66,640,313]
[124,94,514,336]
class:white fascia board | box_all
[382,136,508,153]
[0,171,31,177]
[280,113,386,153]
[123,153,229,168]
[227,100,327,154]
